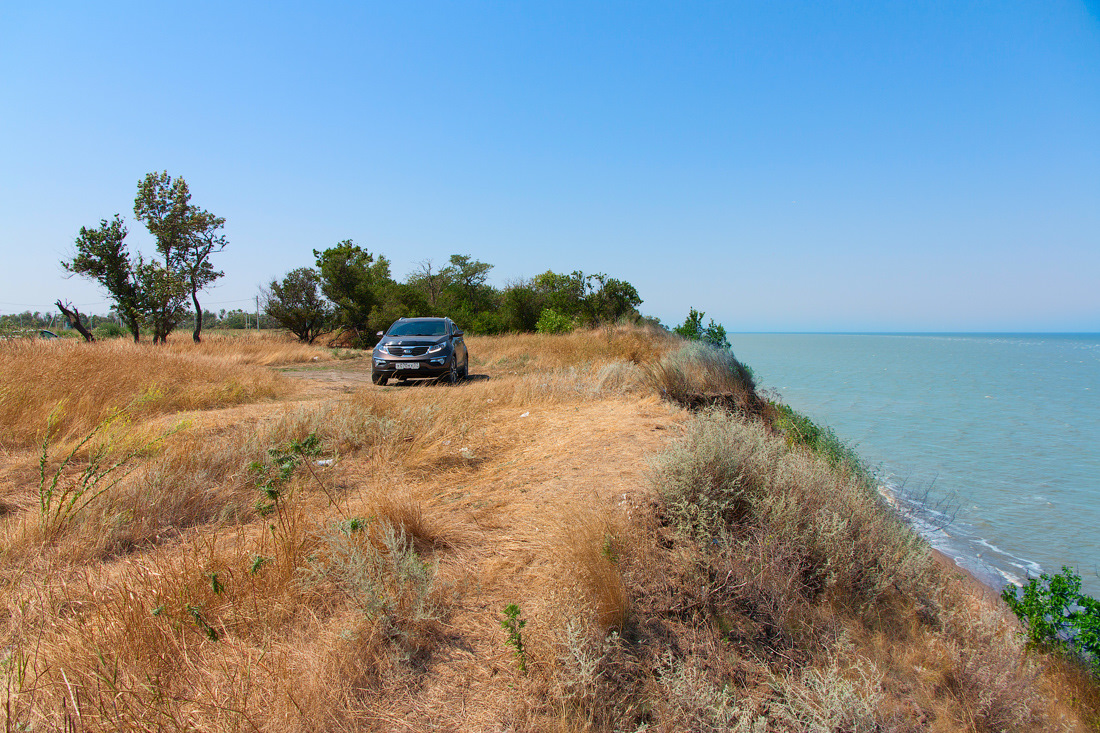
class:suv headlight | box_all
[375,343,393,355]
[427,343,447,354]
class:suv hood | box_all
[378,335,448,348]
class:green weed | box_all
[37,403,175,537]
[501,603,527,673]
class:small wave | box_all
[997,567,1026,587]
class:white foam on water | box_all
[878,475,1047,591]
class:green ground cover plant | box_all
[1002,566,1100,673]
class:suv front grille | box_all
[390,346,429,357]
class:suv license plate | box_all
[395,362,420,370]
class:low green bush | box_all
[1002,566,1100,673]
[536,308,575,334]
[93,322,127,339]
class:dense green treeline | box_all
[264,242,649,345]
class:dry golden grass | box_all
[162,329,350,366]
[1,326,1096,732]
[0,338,297,449]
[466,324,677,375]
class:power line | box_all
[0,300,108,308]
[0,296,256,313]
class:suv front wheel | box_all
[440,360,460,385]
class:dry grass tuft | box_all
[543,511,630,633]
[651,409,931,606]
[1,496,451,731]
[643,342,764,415]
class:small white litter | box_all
[459,447,475,459]
[315,459,334,467]
[520,411,530,418]
[442,440,452,446]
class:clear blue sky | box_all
[2,1,1098,332]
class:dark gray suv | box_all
[371,317,469,386]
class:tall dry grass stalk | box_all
[0,338,296,448]
[541,510,630,633]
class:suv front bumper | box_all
[372,356,452,379]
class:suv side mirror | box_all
[454,329,464,337]
[376,331,384,337]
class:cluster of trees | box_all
[202,308,279,330]
[0,307,282,339]
[264,244,645,344]
[0,311,68,332]
[54,172,738,350]
[60,172,226,343]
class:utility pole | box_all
[255,295,260,331]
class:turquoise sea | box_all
[729,333,1100,597]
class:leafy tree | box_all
[442,254,497,318]
[314,240,395,343]
[703,321,730,351]
[133,171,226,342]
[533,270,587,319]
[446,254,492,296]
[366,281,431,337]
[583,273,642,325]
[674,307,730,350]
[61,215,144,341]
[134,172,192,260]
[500,281,544,332]
[264,268,333,343]
[177,209,226,342]
[673,307,704,340]
[134,255,190,344]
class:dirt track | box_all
[275,359,687,729]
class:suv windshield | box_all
[387,320,447,337]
